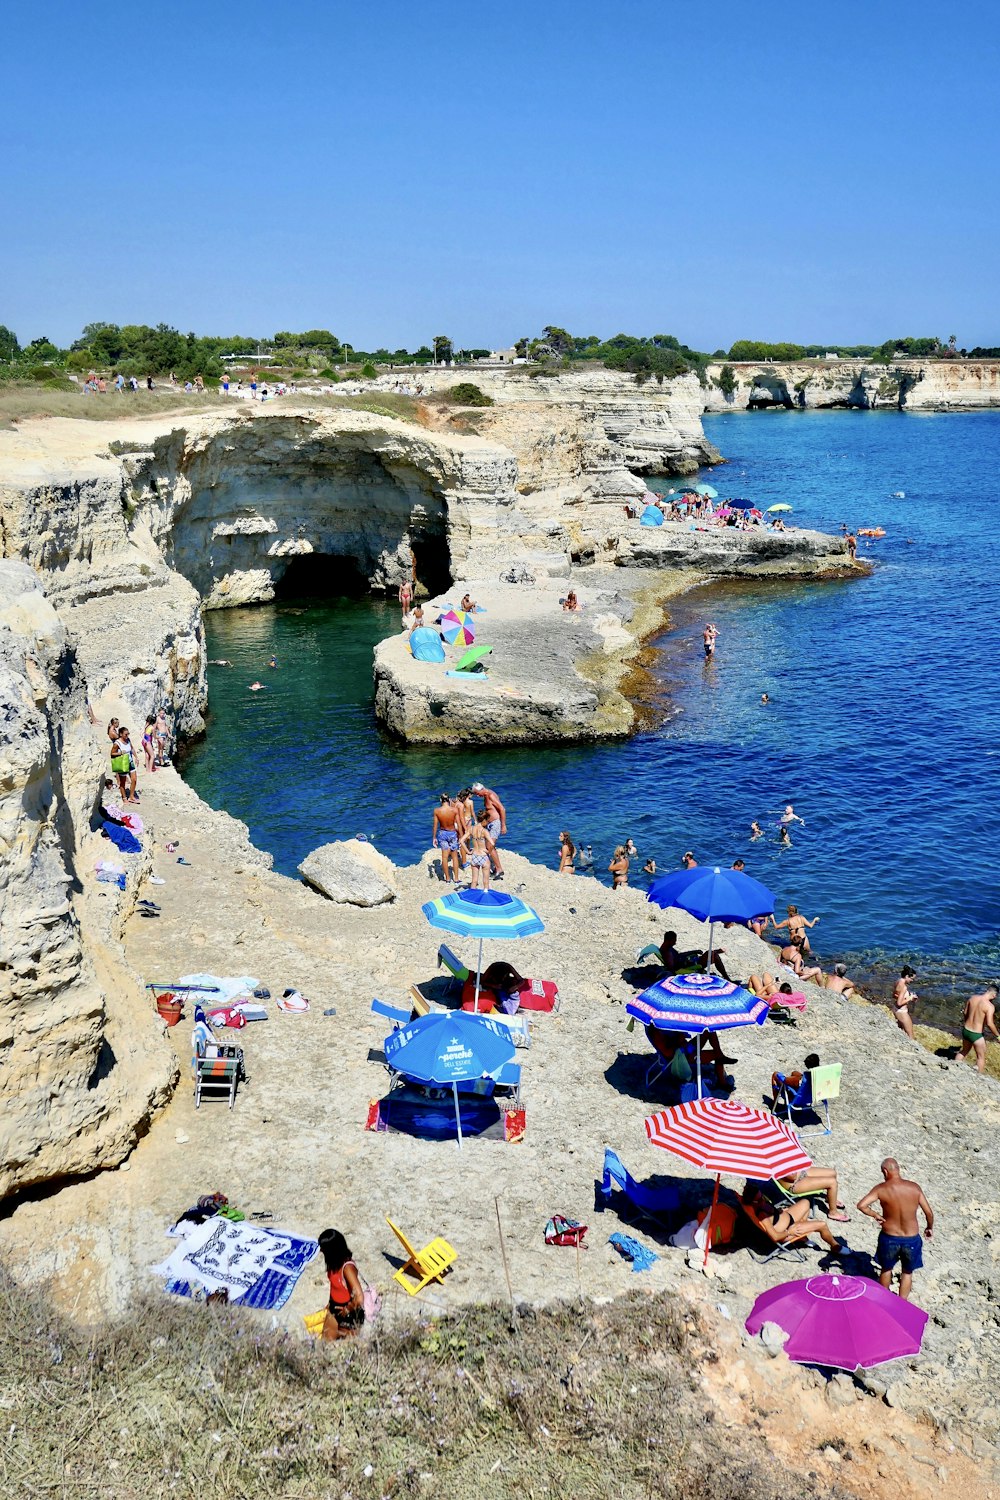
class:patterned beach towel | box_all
[152,1217,317,1310]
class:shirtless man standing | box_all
[856,1159,934,1300]
[470,782,506,879]
[892,965,918,1038]
[431,794,461,884]
[959,983,999,1072]
[702,623,718,659]
[771,904,820,954]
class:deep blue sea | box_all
[183,410,1000,1027]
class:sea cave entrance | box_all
[274,553,370,599]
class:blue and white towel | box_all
[152,1216,317,1310]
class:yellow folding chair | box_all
[386,1216,458,1295]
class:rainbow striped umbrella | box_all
[439,609,476,646]
[422,888,544,1010]
[644,1097,812,1268]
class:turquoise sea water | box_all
[183,410,1000,1027]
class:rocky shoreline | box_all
[1,760,997,1480]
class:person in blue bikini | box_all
[857,1159,934,1300]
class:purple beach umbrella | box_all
[745,1274,928,1371]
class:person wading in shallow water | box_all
[703,622,718,658]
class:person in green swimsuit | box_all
[959,984,999,1073]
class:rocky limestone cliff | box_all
[0,562,176,1197]
[704,357,1000,412]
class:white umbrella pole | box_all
[474,937,484,1012]
[696,1039,703,1100]
[707,919,715,973]
[453,1082,463,1150]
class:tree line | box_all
[0,321,992,385]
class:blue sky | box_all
[4,2,999,350]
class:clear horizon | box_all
[5,2,999,351]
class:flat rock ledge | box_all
[298,838,398,906]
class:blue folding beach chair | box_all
[773,1063,842,1137]
[597,1148,680,1230]
[371,998,411,1026]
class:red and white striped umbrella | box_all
[644,1097,812,1179]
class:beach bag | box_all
[362,1279,382,1326]
[545,1214,588,1248]
[698,1203,737,1248]
[669,1047,693,1082]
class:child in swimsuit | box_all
[461,812,495,891]
[318,1228,365,1340]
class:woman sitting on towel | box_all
[319,1229,365,1339]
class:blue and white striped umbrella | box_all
[421,889,544,1010]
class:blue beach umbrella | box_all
[384,1011,515,1147]
[422,888,544,1010]
[693,483,719,497]
[728,498,757,510]
[627,973,769,1099]
[647,865,775,969]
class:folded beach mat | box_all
[177,974,259,1002]
[409,627,446,663]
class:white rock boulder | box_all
[299,839,397,906]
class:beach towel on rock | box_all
[102,820,142,854]
[609,1233,659,1272]
[152,1217,317,1309]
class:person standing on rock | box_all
[432,794,461,884]
[892,965,919,1038]
[958,982,999,1072]
[398,576,412,617]
[471,782,506,880]
[846,531,857,561]
[461,811,496,892]
[856,1159,934,1301]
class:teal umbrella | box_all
[694,483,718,498]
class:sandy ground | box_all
[2,765,998,1488]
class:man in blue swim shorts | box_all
[857,1158,935,1301]
[432,794,461,884]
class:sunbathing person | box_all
[774,1164,849,1221]
[319,1228,366,1340]
[779,944,823,983]
[741,1184,846,1254]
[825,963,856,996]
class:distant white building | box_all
[474,347,519,364]
[823,352,840,361]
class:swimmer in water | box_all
[249,681,265,691]
[268,655,278,669]
[750,820,764,840]
[779,804,805,827]
[760,693,770,705]
[778,825,792,848]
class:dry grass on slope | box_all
[0,1273,823,1500]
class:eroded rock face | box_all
[704,357,1000,412]
[299,839,398,906]
[0,563,176,1197]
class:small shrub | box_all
[361,362,377,379]
[446,381,494,406]
[717,363,737,397]
[318,367,339,380]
